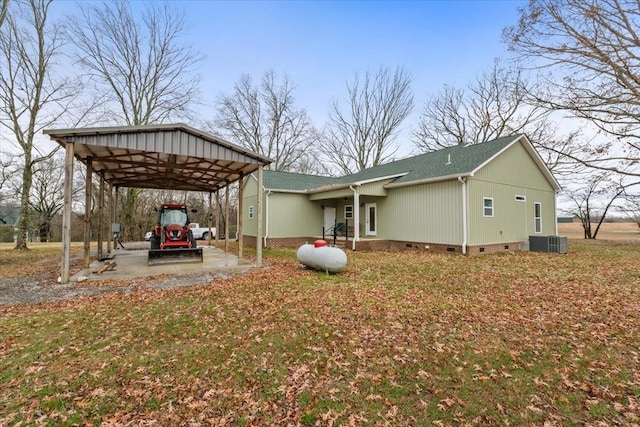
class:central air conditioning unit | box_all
[529,235,568,254]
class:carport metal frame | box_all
[45,123,272,283]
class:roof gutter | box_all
[458,176,468,255]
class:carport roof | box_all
[44,123,272,192]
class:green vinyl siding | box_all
[268,193,323,237]
[242,177,259,236]
[359,180,389,196]
[467,141,556,245]
[473,141,553,191]
[467,183,556,244]
[379,180,462,244]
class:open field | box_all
[1,235,640,425]
[558,221,640,241]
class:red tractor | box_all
[148,203,203,264]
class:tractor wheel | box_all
[150,235,160,250]
[189,231,197,248]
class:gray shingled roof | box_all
[263,134,536,191]
[339,134,520,185]
[263,170,339,191]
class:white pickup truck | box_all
[189,223,216,240]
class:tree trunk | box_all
[15,156,32,250]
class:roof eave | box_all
[44,123,273,165]
[385,172,473,189]
[307,172,409,193]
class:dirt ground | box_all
[0,242,252,306]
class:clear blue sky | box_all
[51,0,525,154]
[181,0,526,153]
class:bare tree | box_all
[215,70,318,172]
[0,0,80,250]
[69,0,201,126]
[70,0,202,238]
[504,0,640,178]
[564,172,627,239]
[322,66,414,175]
[412,61,580,176]
[29,155,70,241]
[0,0,8,29]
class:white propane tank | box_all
[296,240,347,273]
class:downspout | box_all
[554,190,559,235]
[349,185,360,251]
[458,177,467,255]
[263,189,272,248]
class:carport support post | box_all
[224,182,230,254]
[61,142,74,284]
[207,191,212,245]
[83,157,93,269]
[113,186,119,249]
[215,190,220,243]
[256,165,263,267]
[238,172,244,259]
[97,171,105,261]
[107,183,113,254]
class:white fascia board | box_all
[307,172,408,194]
[384,172,473,188]
[353,172,409,185]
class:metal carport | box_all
[44,123,272,283]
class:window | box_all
[248,206,254,219]
[534,202,542,233]
[515,195,526,202]
[483,197,494,217]
[344,205,353,219]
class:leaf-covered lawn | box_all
[1,240,639,425]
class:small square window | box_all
[248,206,254,219]
[344,205,353,219]
[483,197,494,217]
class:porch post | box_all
[61,142,74,284]
[224,182,230,254]
[352,186,360,251]
[238,172,244,259]
[256,165,263,267]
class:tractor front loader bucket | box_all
[148,247,203,265]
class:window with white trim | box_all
[344,205,353,219]
[534,202,542,233]
[515,195,526,202]
[249,206,254,219]
[483,197,494,217]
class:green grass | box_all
[1,239,640,425]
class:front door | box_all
[365,203,377,236]
[324,207,336,233]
